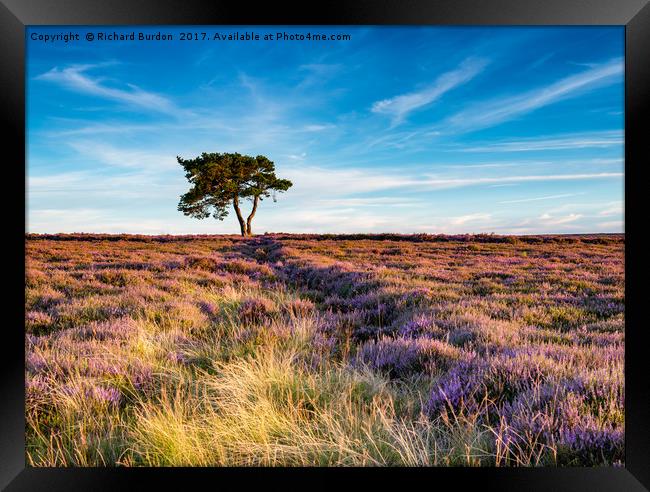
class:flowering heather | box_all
[354,336,462,378]
[238,297,278,324]
[25,233,624,466]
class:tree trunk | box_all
[232,195,247,236]
[246,195,259,236]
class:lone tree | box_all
[177,152,292,237]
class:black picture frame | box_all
[2,1,648,490]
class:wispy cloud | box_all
[418,172,621,190]
[299,63,342,75]
[36,63,183,115]
[538,213,583,226]
[297,63,343,87]
[598,201,624,216]
[44,121,167,137]
[67,141,178,170]
[371,57,489,125]
[28,169,182,199]
[462,130,623,152]
[447,58,623,132]
[498,192,585,204]
[449,213,492,226]
[282,165,415,196]
[316,197,420,207]
[528,52,555,70]
[283,166,621,195]
[597,220,624,231]
[302,124,336,132]
[28,208,108,232]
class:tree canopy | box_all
[177,152,292,236]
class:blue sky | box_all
[27,26,624,234]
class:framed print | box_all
[1,0,649,490]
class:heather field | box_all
[25,233,624,467]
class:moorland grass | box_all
[25,234,624,466]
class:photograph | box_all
[24,25,626,468]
